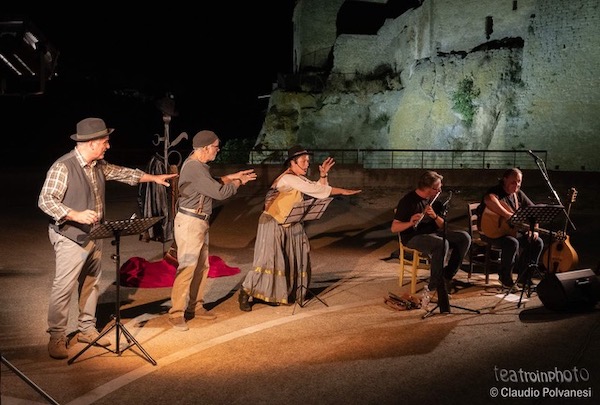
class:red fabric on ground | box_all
[119,255,241,288]
[207,255,242,277]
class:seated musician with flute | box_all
[391,170,471,311]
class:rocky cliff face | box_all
[257,0,600,171]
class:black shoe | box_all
[239,289,252,312]
[517,280,537,289]
[444,278,458,295]
[499,277,515,289]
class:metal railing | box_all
[247,149,547,170]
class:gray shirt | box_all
[177,158,238,215]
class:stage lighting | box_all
[0,16,59,96]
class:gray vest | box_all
[49,151,106,245]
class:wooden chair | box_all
[398,234,430,294]
[467,202,501,284]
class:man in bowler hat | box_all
[38,117,177,359]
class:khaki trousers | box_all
[169,212,210,318]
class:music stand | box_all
[492,204,563,310]
[284,197,333,224]
[283,198,333,310]
[68,216,163,365]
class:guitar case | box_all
[537,269,600,311]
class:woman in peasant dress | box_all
[238,145,361,311]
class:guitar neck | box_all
[562,187,577,234]
[513,222,565,240]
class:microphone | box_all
[442,190,453,207]
[527,150,542,161]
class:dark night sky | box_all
[1,2,295,167]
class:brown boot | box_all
[48,335,68,359]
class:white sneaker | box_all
[421,286,431,310]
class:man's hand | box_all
[232,169,257,185]
[153,173,178,186]
[69,209,99,225]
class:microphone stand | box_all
[532,154,575,231]
[423,191,480,319]
[530,153,575,275]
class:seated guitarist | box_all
[477,168,544,288]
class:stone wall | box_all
[519,0,600,171]
[261,0,600,171]
[293,0,344,72]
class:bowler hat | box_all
[70,118,114,141]
[285,145,312,164]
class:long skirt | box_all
[241,212,311,304]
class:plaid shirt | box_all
[38,147,144,224]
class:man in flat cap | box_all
[38,117,177,360]
[167,130,257,331]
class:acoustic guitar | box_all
[479,200,565,240]
[544,188,579,273]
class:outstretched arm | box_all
[140,173,178,186]
[223,169,258,186]
[330,187,361,196]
